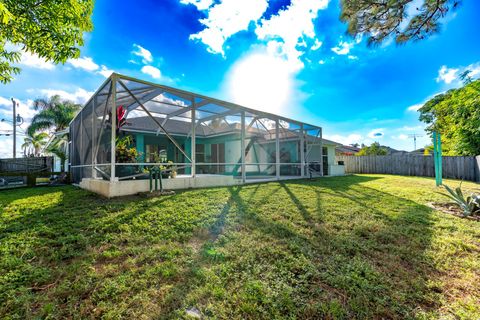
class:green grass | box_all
[1,175,479,319]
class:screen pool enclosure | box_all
[69,73,326,193]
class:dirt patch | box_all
[138,190,176,198]
[427,202,480,221]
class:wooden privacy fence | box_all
[0,156,54,173]
[336,155,480,182]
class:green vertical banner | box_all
[433,132,442,186]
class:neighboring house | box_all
[383,146,409,156]
[69,73,344,197]
[410,148,428,155]
[42,129,69,172]
[336,144,408,156]
[336,145,360,156]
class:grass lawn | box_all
[1,175,479,319]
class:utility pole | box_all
[12,98,17,159]
[0,99,23,158]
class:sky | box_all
[1,0,479,157]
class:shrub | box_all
[442,184,480,217]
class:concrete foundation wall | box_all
[329,164,345,176]
[80,175,243,198]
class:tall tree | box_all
[46,138,68,172]
[0,0,94,83]
[340,0,461,46]
[356,142,388,156]
[21,132,48,156]
[418,79,480,156]
[28,95,80,136]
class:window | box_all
[211,143,225,173]
[195,144,205,163]
[146,144,167,163]
[175,144,185,174]
[322,146,328,176]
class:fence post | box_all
[475,156,480,182]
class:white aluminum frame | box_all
[69,73,324,183]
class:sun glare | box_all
[226,53,293,114]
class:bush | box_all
[442,184,480,217]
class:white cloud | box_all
[19,50,55,70]
[436,65,458,84]
[65,56,113,78]
[180,0,214,10]
[67,56,99,72]
[324,133,363,145]
[0,97,36,120]
[319,59,326,65]
[311,39,323,51]
[141,65,161,79]
[0,97,38,158]
[98,65,114,78]
[38,88,94,104]
[399,125,425,132]
[347,55,358,60]
[0,96,11,108]
[255,0,329,71]
[331,40,355,55]
[436,62,480,85]
[407,103,423,112]
[221,0,329,115]
[132,44,153,64]
[0,139,14,158]
[393,134,409,140]
[189,0,269,56]
[188,0,330,115]
[469,63,480,78]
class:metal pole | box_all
[300,124,305,177]
[433,131,437,182]
[433,131,443,186]
[191,97,196,177]
[275,119,280,180]
[437,132,443,186]
[92,97,96,178]
[110,75,117,182]
[241,111,246,183]
[11,98,16,158]
[320,128,324,176]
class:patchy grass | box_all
[0,175,479,319]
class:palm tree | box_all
[46,138,68,172]
[28,95,80,136]
[27,95,81,172]
[21,132,49,156]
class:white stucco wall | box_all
[80,175,242,198]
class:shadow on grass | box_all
[0,186,227,318]
[172,176,439,319]
[0,175,440,319]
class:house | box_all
[69,73,344,197]
[336,144,361,156]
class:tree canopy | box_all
[418,79,480,156]
[21,131,48,156]
[28,95,81,136]
[340,0,461,46]
[356,142,388,156]
[0,0,94,83]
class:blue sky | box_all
[0,0,479,157]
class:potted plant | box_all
[115,135,139,177]
[169,161,177,178]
